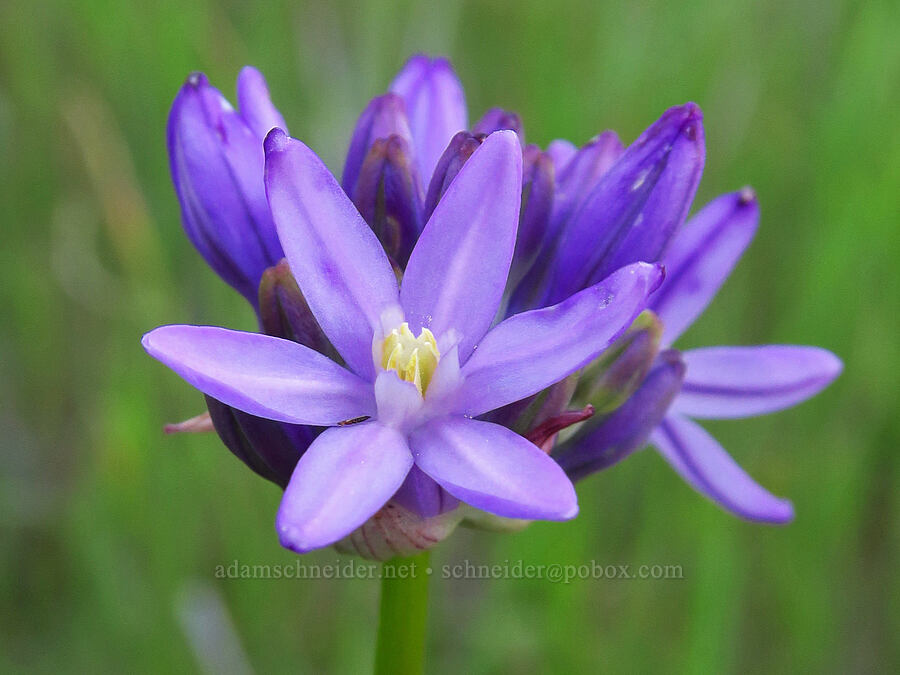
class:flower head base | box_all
[381,322,440,395]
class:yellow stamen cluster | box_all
[381,322,440,395]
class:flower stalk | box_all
[374,552,431,675]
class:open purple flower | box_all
[144,129,662,552]
[555,189,842,523]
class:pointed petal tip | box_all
[660,102,704,142]
[627,261,666,292]
[760,499,795,525]
[738,185,757,206]
[237,64,264,83]
[682,101,703,121]
[275,519,318,554]
[820,349,844,380]
[263,126,290,154]
[141,326,167,356]
[184,71,210,90]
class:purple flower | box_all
[556,189,842,523]
[144,129,662,552]
[167,67,287,308]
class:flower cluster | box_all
[147,55,840,558]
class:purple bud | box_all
[423,131,484,221]
[544,103,705,305]
[389,54,468,184]
[507,144,555,289]
[258,260,339,360]
[506,132,624,314]
[551,131,624,233]
[341,93,414,196]
[166,69,286,308]
[553,350,686,481]
[576,310,663,413]
[205,396,317,488]
[546,139,577,171]
[472,107,524,141]
[351,134,424,266]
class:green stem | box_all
[374,551,431,675]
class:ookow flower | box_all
[554,189,842,522]
[144,129,662,552]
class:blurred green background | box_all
[1,0,898,672]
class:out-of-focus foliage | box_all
[1,0,897,672]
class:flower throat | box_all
[381,322,440,395]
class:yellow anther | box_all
[381,322,440,395]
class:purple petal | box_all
[544,104,705,305]
[409,416,578,520]
[341,93,414,195]
[457,263,664,417]
[264,130,400,379]
[236,66,288,139]
[401,130,523,359]
[167,73,284,305]
[392,465,460,518]
[652,414,794,523]
[546,139,577,171]
[671,345,843,419]
[472,107,524,141]
[142,325,374,425]
[554,351,685,481]
[651,189,759,346]
[390,55,468,183]
[276,423,413,552]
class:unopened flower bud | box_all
[258,260,339,359]
[351,135,423,266]
[167,68,287,308]
[554,350,686,481]
[423,131,484,221]
[472,107,524,141]
[576,310,663,413]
